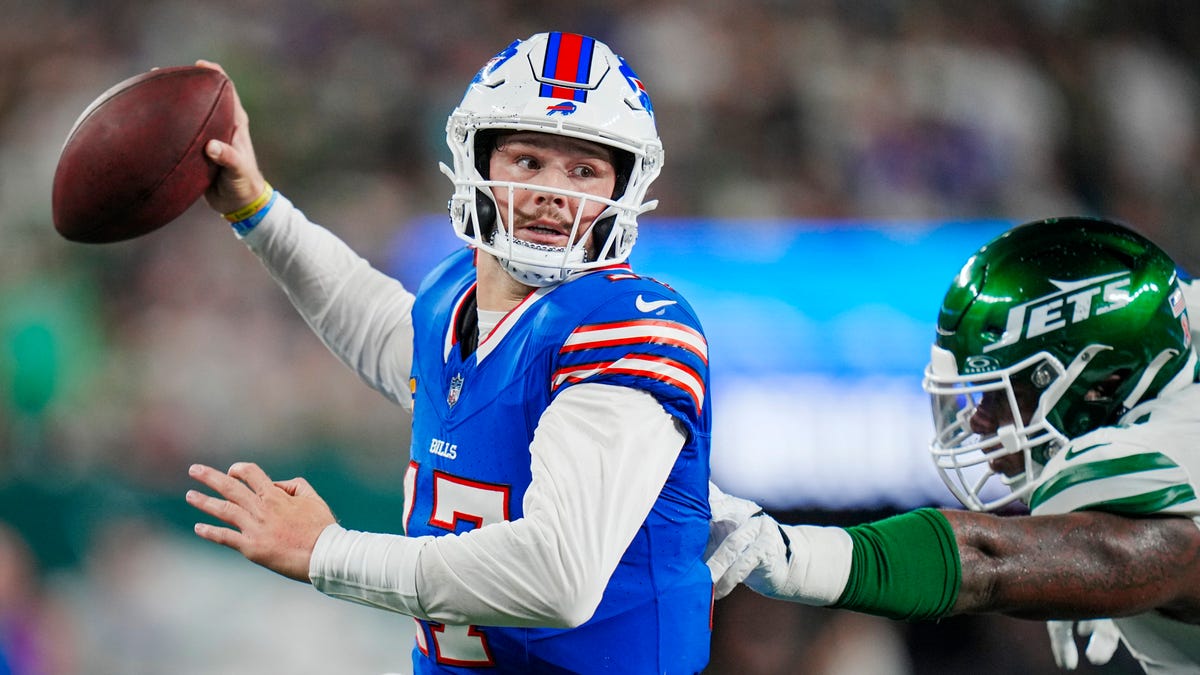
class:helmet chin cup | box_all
[489,225,587,287]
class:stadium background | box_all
[1,1,1195,672]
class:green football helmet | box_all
[922,217,1196,511]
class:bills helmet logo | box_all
[546,101,577,116]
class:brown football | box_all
[51,65,235,243]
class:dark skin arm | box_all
[946,509,1200,622]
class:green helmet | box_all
[922,217,1196,511]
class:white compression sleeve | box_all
[310,383,687,627]
[239,194,416,411]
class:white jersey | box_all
[1030,381,1200,674]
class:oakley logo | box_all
[963,355,1001,373]
[984,272,1132,353]
[546,101,577,116]
[636,295,677,313]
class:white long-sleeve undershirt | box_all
[238,195,687,627]
[241,195,417,411]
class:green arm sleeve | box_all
[832,508,961,621]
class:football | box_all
[51,65,236,243]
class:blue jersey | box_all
[403,248,713,674]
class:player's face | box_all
[488,132,618,252]
[969,380,1041,477]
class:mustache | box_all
[509,204,578,231]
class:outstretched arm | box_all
[948,509,1200,622]
[708,486,1200,622]
[195,60,416,408]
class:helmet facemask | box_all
[441,126,648,286]
[926,347,1083,511]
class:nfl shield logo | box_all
[447,373,464,407]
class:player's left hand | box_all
[707,510,789,600]
[705,482,764,560]
[186,462,336,583]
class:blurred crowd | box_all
[0,0,1190,672]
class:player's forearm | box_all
[309,524,430,616]
[238,193,415,409]
[744,508,1200,622]
[311,516,611,628]
[311,384,685,627]
[948,509,1200,620]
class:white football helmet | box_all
[441,32,664,286]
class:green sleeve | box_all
[832,507,961,621]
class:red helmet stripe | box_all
[539,32,594,103]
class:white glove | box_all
[707,509,788,599]
[1046,619,1121,670]
[705,481,764,561]
[705,482,774,599]
[705,482,852,603]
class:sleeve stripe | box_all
[561,319,708,363]
[1083,484,1198,515]
[1031,468,1193,515]
[551,355,705,413]
[1030,452,1184,510]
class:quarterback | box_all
[186,33,713,673]
[708,217,1200,673]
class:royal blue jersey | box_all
[404,248,712,673]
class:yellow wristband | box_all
[223,182,274,222]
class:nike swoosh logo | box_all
[636,295,677,313]
[1063,442,1109,461]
